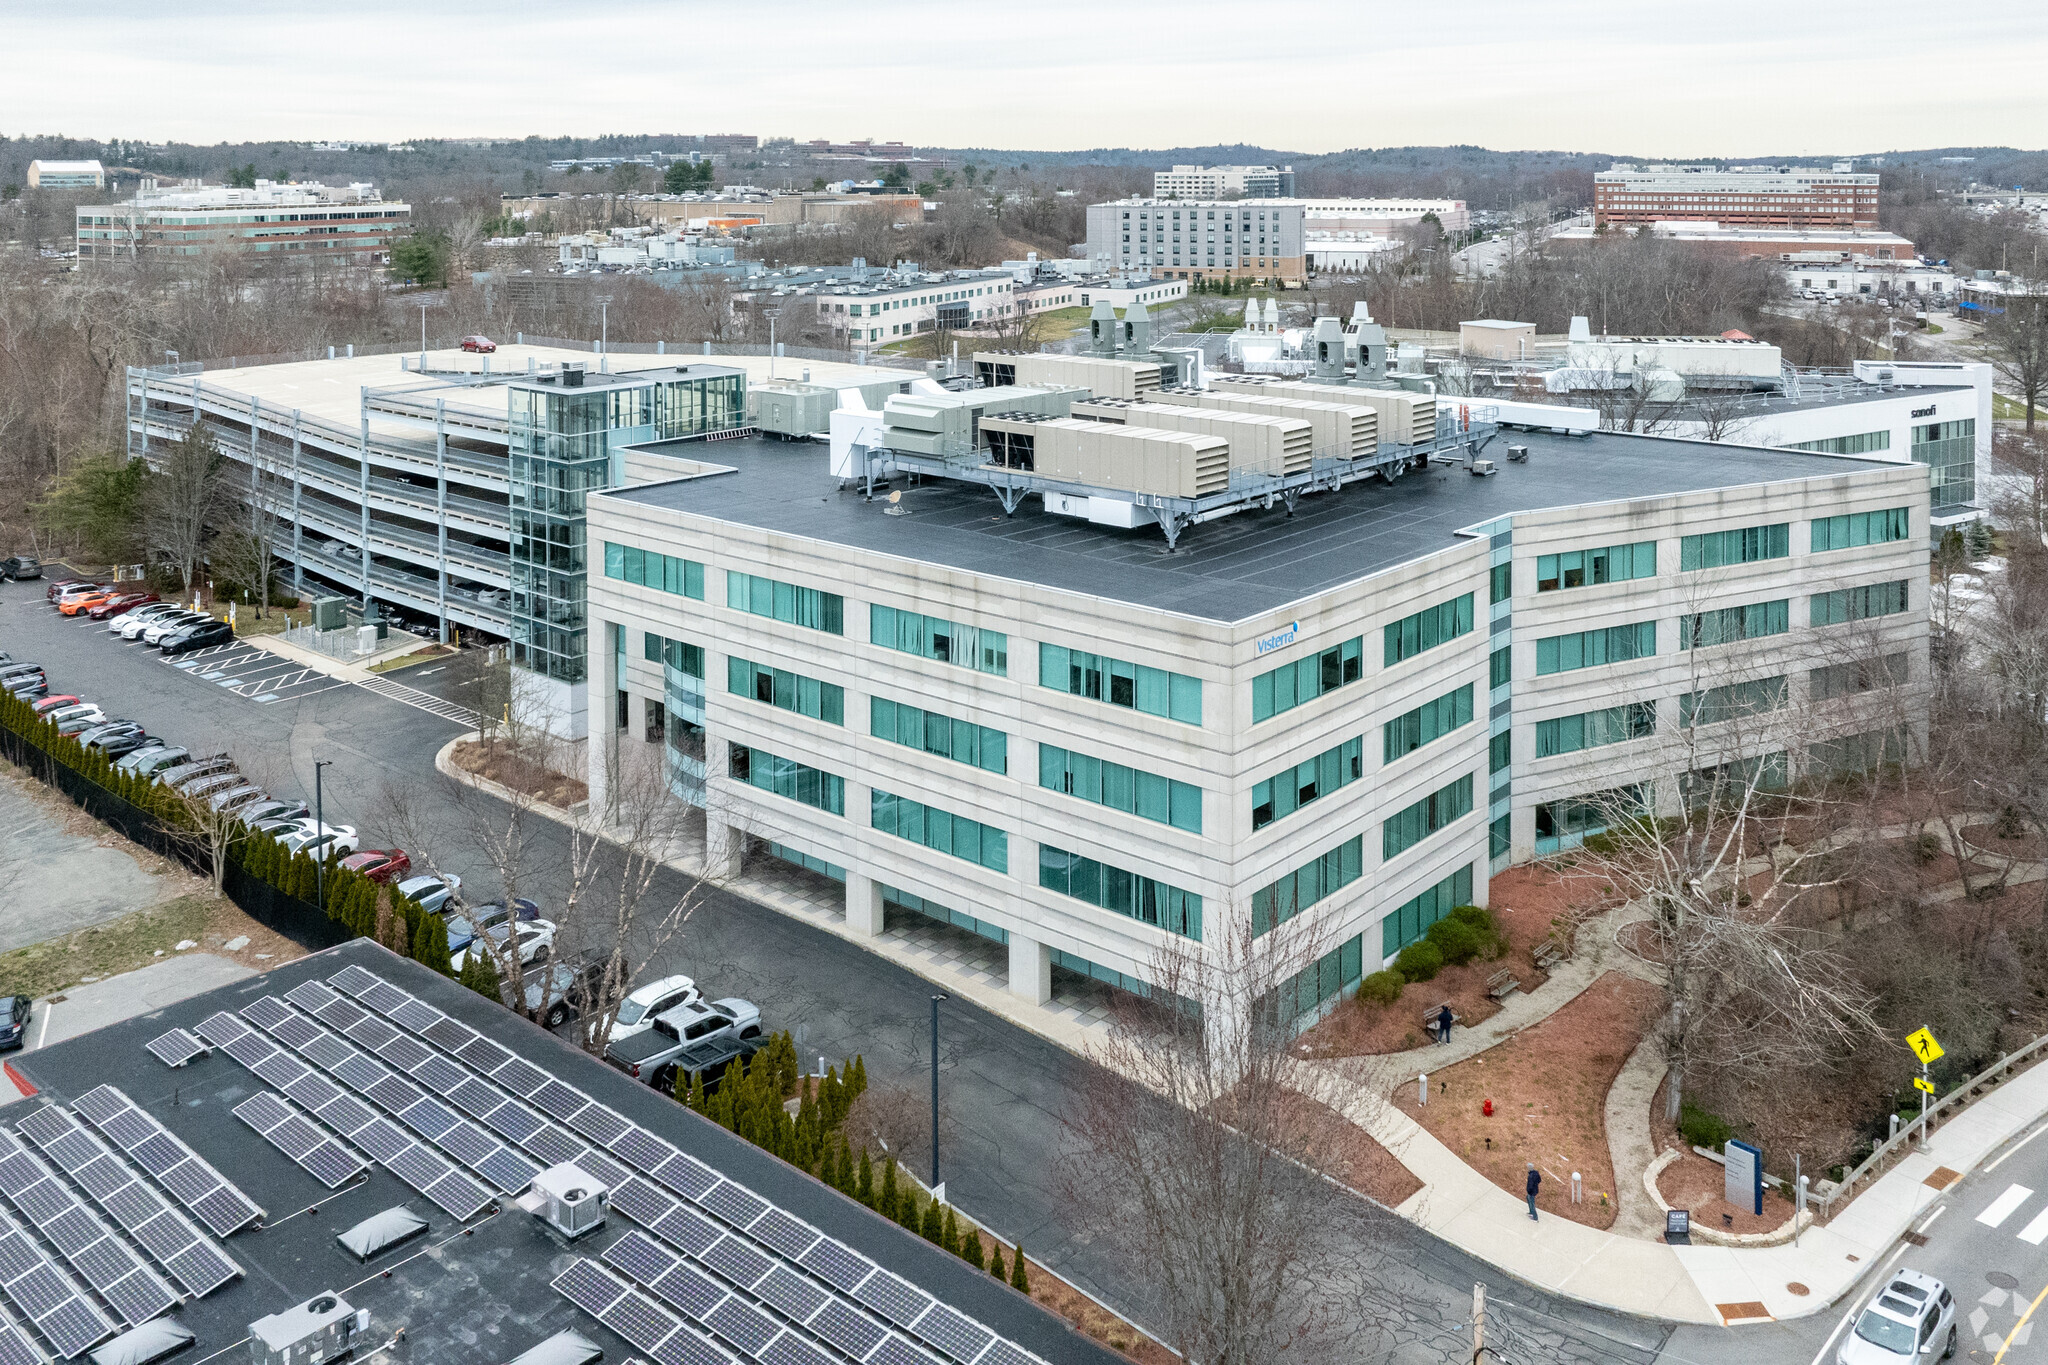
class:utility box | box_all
[248,1293,368,1365]
[748,382,836,438]
[530,1163,608,1240]
[310,597,347,632]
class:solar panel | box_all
[651,1208,722,1257]
[0,1303,44,1365]
[314,1095,377,1137]
[421,1018,475,1053]
[808,1299,887,1358]
[422,1172,493,1219]
[144,1028,206,1069]
[910,1303,993,1363]
[69,1086,262,1237]
[867,1336,943,1365]
[327,964,384,997]
[752,1266,825,1322]
[413,1055,469,1095]
[650,1330,736,1365]
[163,1241,238,1298]
[651,1264,727,1321]
[301,1036,355,1072]
[759,1335,833,1365]
[696,1181,767,1233]
[358,980,413,1017]
[704,1298,779,1357]
[476,1149,540,1194]
[379,1035,435,1074]
[700,1236,771,1290]
[748,1209,818,1260]
[554,1259,626,1317]
[230,1094,366,1189]
[614,1128,678,1173]
[282,1074,343,1111]
[602,1230,676,1287]
[268,1013,324,1049]
[853,1270,933,1329]
[389,999,443,1034]
[650,1153,719,1201]
[568,1105,631,1147]
[0,1131,177,1325]
[529,1080,588,1121]
[240,996,294,1030]
[352,1121,410,1164]
[342,1015,401,1051]
[797,1237,873,1293]
[398,1098,460,1140]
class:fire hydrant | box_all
[1483,1098,1495,1117]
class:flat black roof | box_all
[8,940,1115,1365]
[607,429,1896,624]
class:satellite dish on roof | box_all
[888,490,902,503]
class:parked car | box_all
[43,704,105,729]
[460,899,542,931]
[89,591,159,620]
[122,609,192,640]
[0,994,29,1051]
[518,948,610,1029]
[118,745,188,776]
[277,822,360,858]
[0,662,45,685]
[460,335,497,353]
[59,588,117,616]
[239,799,310,826]
[161,619,234,655]
[650,1033,764,1099]
[207,783,269,814]
[604,998,761,1085]
[442,905,545,954]
[340,849,413,883]
[1839,1269,1954,1365]
[1,556,42,581]
[395,873,461,915]
[4,675,49,700]
[449,918,557,973]
[109,602,180,632]
[179,771,248,802]
[141,612,206,645]
[97,732,162,760]
[30,694,85,715]
[609,974,702,1044]
[77,720,142,747]
[44,577,86,601]
[52,582,108,608]
[54,710,114,737]
[156,756,235,789]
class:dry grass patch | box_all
[451,737,588,808]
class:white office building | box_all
[1153,165,1296,199]
[586,389,1929,1024]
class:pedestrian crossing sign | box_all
[1913,1077,1936,1094]
[1906,1028,1945,1065]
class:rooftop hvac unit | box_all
[247,1293,369,1365]
[529,1163,607,1239]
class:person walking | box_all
[1525,1163,1541,1221]
[1435,1004,1454,1045]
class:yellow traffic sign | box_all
[1906,1028,1945,1065]
[1914,1077,1936,1094]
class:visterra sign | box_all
[1254,621,1300,656]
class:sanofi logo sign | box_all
[1254,621,1300,657]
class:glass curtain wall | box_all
[509,385,609,683]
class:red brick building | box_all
[1594,164,1880,230]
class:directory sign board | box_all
[1725,1139,1763,1216]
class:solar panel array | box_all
[554,1259,734,1365]
[14,1104,239,1299]
[143,1029,206,1070]
[0,1198,111,1360]
[191,1011,493,1220]
[0,1299,45,1365]
[230,1094,366,1190]
[320,965,1041,1365]
[0,1127,178,1327]
[70,1086,262,1238]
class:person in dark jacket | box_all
[1435,1004,1454,1044]
[1526,1163,1541,1220]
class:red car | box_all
[340,849,413,883]
[30,694,83,715]
[90,591,160,620]
[460,336,496,354]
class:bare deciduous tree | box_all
[143,424,232,592]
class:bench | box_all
[1420,1004,1459,1030]
[1486,968,1523,1001]
[1533,937,1569,972]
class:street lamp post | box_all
[596,295,614,355]
[763,307,782,380]
[930,993,947,1192]
[313,759,332,910]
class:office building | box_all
[1552,221,1916,263]
[26,158,104,189]
[587,383,1928,1025]
[77,179,410,262]
[1296,198,1469,236]
[813,269,1022,344]
[0,940,1103,1365]
[1086,199,1306,283]
[1153,164,1296,198]
[1593,164,1881,230]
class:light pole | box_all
[763,307,782,380]
[419,303,429,362]
[313,759,332,910]
[596,294,614,355]
[929,993,947,1193]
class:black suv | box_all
[1,557,40,581]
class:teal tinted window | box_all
[1251,736,1362,831]
[1680,524,1789,571]
[1681,676,1786,727]
[727,571,843,633]
[1384,594,1475,667]
[1251,836,1363,935]
[1680,599,1789,649]
[1274,934,1365,1021]
[1535,622,1657,674]
[1251,636,1362,722]
[1489,645,1511,689]
[1383,774,1474,859]
[1535,702,1656,757]
[1039,643,1201,725]
[1811,507,1910,552]
[870,604,1006,675]
[643,632,705,678]
[1810,580,1910,626]
[1489,730,1511,774]
[871,790,1007,873]
[1535,541,1656,591]
[1379,865,1475,957]
[726,656,844,724]
[603,542,703,599]
[1039,844,1200,939]
[729,745,844,814]
[870,697,1006,774]
[1039,745,1202,834]
[1383,684,1474,764]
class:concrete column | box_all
[845,871,885,939]
[357,387,372,601]
[705,818,744,881]
[1007,931,1052,1005]
[435,399,449,644]
[289,411,304,597]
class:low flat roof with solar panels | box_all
[1,940,1112,1365]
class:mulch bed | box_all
[451,738,588,808]
[1281,1089,1424,1208]
[1393,973,1667,1229]
[1655,1148,1798,1236]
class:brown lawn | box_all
[1393,973,1666,1229]
[451,737,589,808]
[1281,1090,1424,1208]
[1655,1149,1797,1236]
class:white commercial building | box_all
[1295,198,1470,236]
[586,382,1929,1025]
[1153,165,1294,198]
[1086,199,1307,282]
[27,159,105,189]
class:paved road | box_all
[1,578,1687,1360]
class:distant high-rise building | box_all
[1594,164,1880,230]
[1086,198,1306,283]
[1152,164,1295,198]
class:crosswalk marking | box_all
[355,675,482,729]
[2019,1206,2048,1245]
[1979,1184,2034,1228]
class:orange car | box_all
[59,588,117,616]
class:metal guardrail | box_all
[1818,1030,2048,1220]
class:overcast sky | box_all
[4,1,2042,157]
